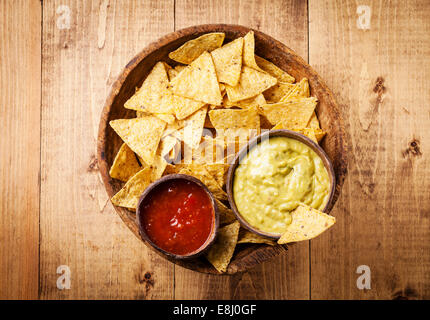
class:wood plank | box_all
[174,0,310,299]
[40,0,175,299]
[0,0,41,300]
[309,0,430,299]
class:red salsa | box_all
[139,179,215,256]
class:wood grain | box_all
[0,0,41,300]
[40,0,174,299]
[173,0,310,299]
[309,0,430,299]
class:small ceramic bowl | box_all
[136,174,219,259]
[226,129,336,240]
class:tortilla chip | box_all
[178,167,227,201]
[242,31,263,71]
[237,228,276,246]
[255,55,295,83]
[111,168,153,209]
[182,106,208,148]
[170,52,222,105]
[277,204,336,244]
[259,97,317,128]
[225,66,277,102]
[223,93,266,109]
[215,199,237,225]
[206,221,240,273]
[109,116,166,165]
[211,37,243,86]
[124,62,174,114]
[109,143,142,182]
[263,82,295,103]
[168,32,225,64]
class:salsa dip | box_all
[137,175,218,258]
[232,132,333,235]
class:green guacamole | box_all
[233,136,330,234]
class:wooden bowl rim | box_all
[226,129,336,240]
[136,174,220,260]
[97,23,348,274]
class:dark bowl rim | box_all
[226,129,336,240]
[136,173,220,260]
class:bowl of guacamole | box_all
[226,129,336,239]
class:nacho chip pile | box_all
[108,31,334,273]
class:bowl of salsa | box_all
[136,174,219,259]
[226,129,336,239]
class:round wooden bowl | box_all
[97,24,348,274]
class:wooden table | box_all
[1,0,429,300]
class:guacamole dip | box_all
[233,136,330,234]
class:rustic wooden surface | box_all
[1,0,429,299]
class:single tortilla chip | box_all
[255,55,295,83]
[243,31,263,71]
[182,106,208,149]
[263,82,295,103]
[178,167,227,201]
[109,116,166,165]
[211,37,243,86]
[215,199,237,225]
[168,32,225,64]
[277,204,336,244]
[237,228,276,246]
[109,143,142,182]
[170,52,222,105]
[124,62,174,114]
[260,97,317,128]
[225,66,277,102]
[206,221,240,273]
[111,168,153,209]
